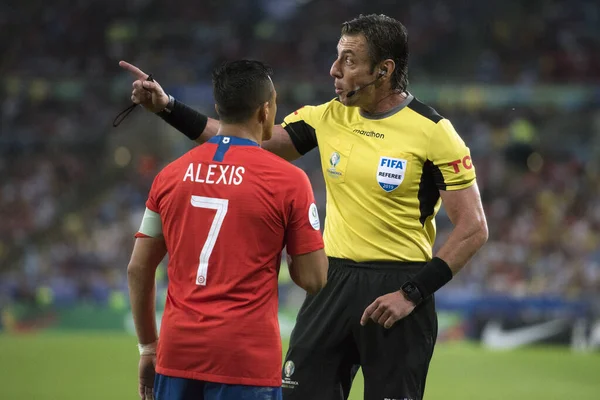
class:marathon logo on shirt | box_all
[183,163,245,185]
[377,157,407,192]
[353,129,385,140]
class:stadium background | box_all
[1,0,599,398]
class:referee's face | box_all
[331,34,379,107]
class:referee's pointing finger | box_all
[119,60,149,80]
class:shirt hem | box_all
[287,243,324,256]
[155,366,281,388]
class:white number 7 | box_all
[190,196,229,286]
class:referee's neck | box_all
[360,90,408,115]
[217,124,262,146]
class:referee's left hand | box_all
[360,291,416,329]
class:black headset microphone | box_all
[346,69,386,98]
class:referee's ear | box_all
[380,59,395,82]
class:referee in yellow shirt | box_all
[121,13,488,400]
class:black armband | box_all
[158,97,208,141]
[402,257,453,305]
[283,122,318,155]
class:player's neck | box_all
[216,124,262,146]
[360,90,407,115]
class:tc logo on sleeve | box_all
[377,157,407,192]
[308,203,320,230]
[447,155,473,173]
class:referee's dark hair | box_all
[212,60,274,124]
[341,14,409,92]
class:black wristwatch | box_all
[400,281,423,306]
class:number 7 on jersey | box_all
[190,195,229,286]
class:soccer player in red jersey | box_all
[127,60,328,400]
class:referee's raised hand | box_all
[119,61,169,113]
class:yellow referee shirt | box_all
[282,94,476,262]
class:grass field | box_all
[1,333,599,399]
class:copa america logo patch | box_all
[377,157,407,192]
[327,151,343,179]
[308,203,320,230]
[284,360,295,378]
[330,152,340,167]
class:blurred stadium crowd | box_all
[1,0,600,307]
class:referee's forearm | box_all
[435,220,488,275]
[127,265,158,345]
[159,98,219,144]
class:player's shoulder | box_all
[159,148,196,173]
[259,149,304,173]
[406,96,445,125]
[153,145,206,180]
[258,150,310,182]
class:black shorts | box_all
[282,258,438,400]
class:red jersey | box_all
[139,135,323,387]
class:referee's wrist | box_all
[400,281,422,306]
[157,94,175,116]
[157,96,207,141]
[402,257,453,304]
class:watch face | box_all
[402,282,422,305]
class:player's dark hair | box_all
[212,60,274,124]
[341,14,409,92]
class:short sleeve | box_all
[281,102,331,155]
[135,172,165,238]
[146,172,163,213]
[427,119,476,191]
[284,170,325,255]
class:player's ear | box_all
[258,102,269,124]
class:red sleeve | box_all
[134,172,163,238]
[284,169,324,255]
[146,172,163,213]
[134,232,153,239]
